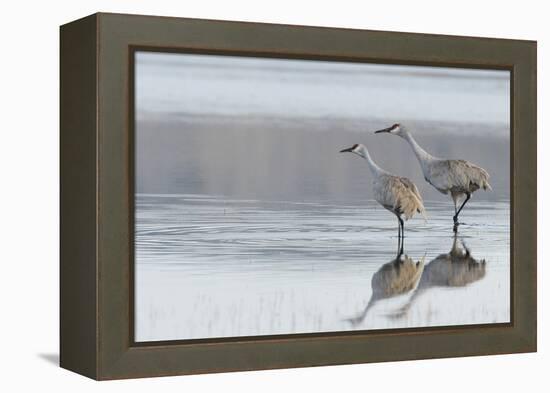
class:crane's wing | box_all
[374,175,426,220]
[398,177,424,205]
[427,159,492,193]
[396,177,427,220]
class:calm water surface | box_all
[135,194,510,342]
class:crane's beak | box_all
[340,146,354,153]
[374,126,393,134]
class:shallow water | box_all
[135,194,510,342]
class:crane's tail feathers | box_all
[414,193,427,222]
[418,208,428,223]
[475,165,492,191]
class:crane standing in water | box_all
[340,143,426,254]
[375,124,492,232]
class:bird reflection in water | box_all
[346,250,424,326]
[391,234,487,319]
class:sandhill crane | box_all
[390,234,486,319]
[375,124,492,232]
[340,143,426,253]
[346,251,424,326]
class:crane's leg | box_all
[396,215,401,256]
[452,192,459,216]
[398,216,405,255]
[453,192,471,232]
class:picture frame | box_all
[60,12,536,380]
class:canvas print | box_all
[134,51,510,342]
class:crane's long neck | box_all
[357,146,387,177]
[403,131,435,170]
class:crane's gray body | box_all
[374,173,425,220]
[420,157,492,197]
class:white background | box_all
[0,0,545,391]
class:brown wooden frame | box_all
[60,12,537,380]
